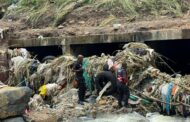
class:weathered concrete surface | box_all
[9,28,190,46]
[0,87,32,119]
[0,51,9,82]
[0,27,10,82]
[8,28,190,54]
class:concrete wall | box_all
[0,28,10,82]
[8,28,190,54]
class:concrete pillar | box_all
[0,28,9,82]
[61,39,72,55]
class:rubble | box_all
[24,109,57,122]
[27,89,121,121]
[4,42,190,121]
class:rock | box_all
[2,117,24,122]
[113,24,122,30]
[0,87,32,119]
[67,31,76,35]
[84,31,90,35]
[78,21,85,24]
[69,20,75,24]
[57,25,64,29]
[67,27,79,36]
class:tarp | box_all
[83,58,93,92]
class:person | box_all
[117,62,130,108]
[38,77,65,106]
[95,69,117,96]
[38,76,63,98]
[39,83,63,97]
[103,57,116,71]
[73,55,86,105]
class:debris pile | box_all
[27,89,123,121]
[4,42,190,121]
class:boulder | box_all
[2,117,25,122]
[0,87,32,119]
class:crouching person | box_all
[38,78,65,105]
[117,62,130,108]
[95,70,117,96]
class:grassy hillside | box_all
[3,0,190,28]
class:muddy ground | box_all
[2,16,190,41]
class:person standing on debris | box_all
[117,62,130,108]
[73,55,86,105]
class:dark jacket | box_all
[95,71,117,95]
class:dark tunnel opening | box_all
[10,40,190,75]
[70,42,126,57]
[71,40,190,75]
[10,46,63,62]
[145,40,190,75]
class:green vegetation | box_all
[90,0,189,17]
[3,0,190,28]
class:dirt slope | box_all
[1,0,190,39]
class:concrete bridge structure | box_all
[1,28,190,81]
[8,28,190,55]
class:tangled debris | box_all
[4,42,190,121]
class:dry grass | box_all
[99,15,116,27]
[4,0,190,27]
[91,0,189,17]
